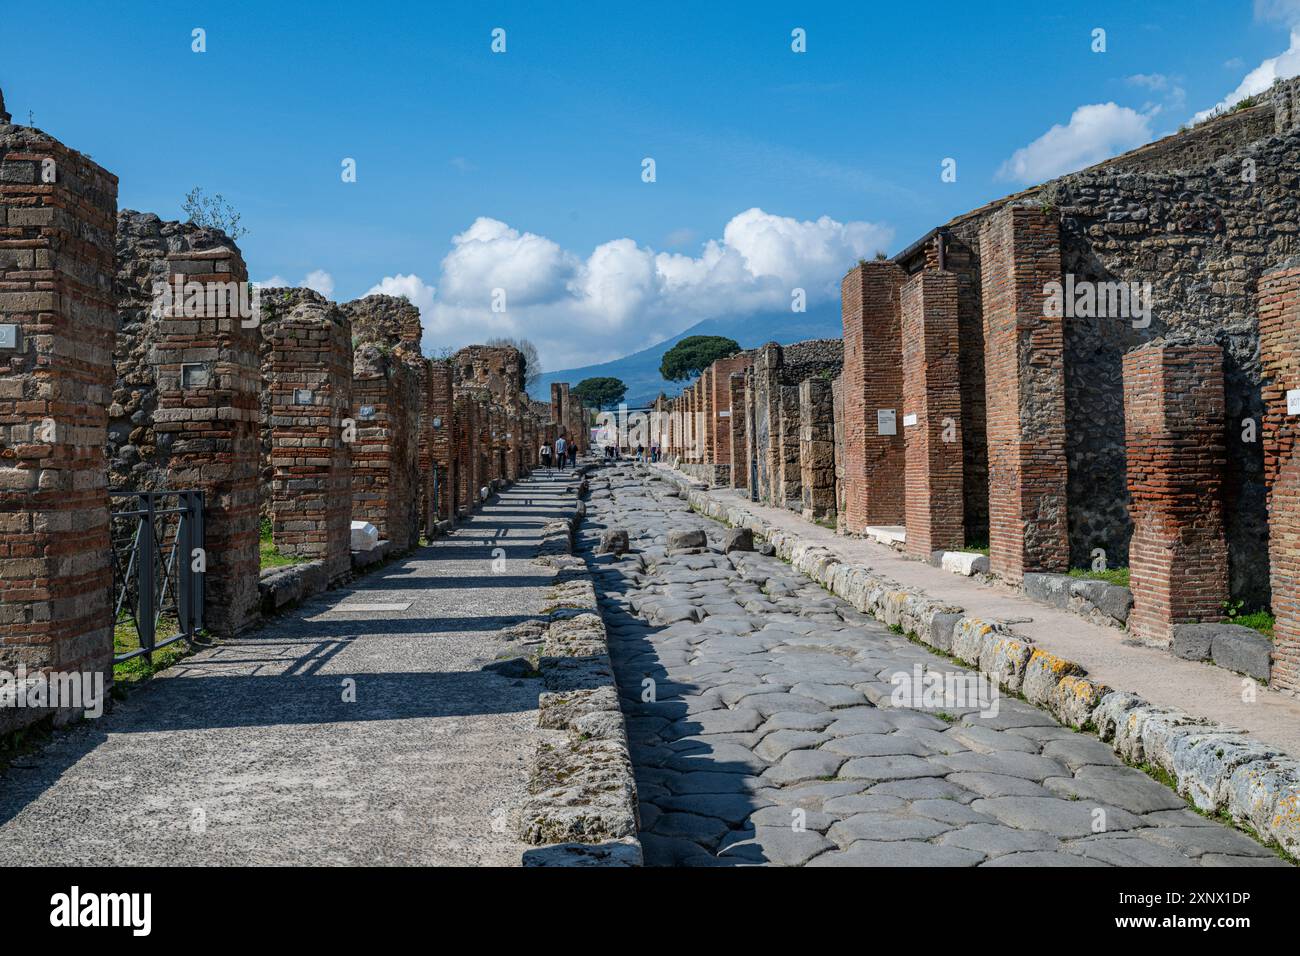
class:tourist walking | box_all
[540,442,552,468]
[554,435,568,471]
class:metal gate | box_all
[110,490,205,663]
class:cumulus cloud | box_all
[365,273,436,317]
[1192,28,1300,122]
[368,208,892,370]
[255,269,335,297]
[996,103,1154,184]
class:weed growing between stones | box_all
[1067,566,1130,588]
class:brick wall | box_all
[841,263,906,532]
[152,246,262,636]
[1123,344,1228,646]
[901,268,964,557]
[0,122,117,706]
[799,377,836,519]
[454,393,478,516]
[1260,261,1300,692]
[979,205,1069,581]
[426,360,455,524]
[751,344,781,502]
[711,353,750,469]
[266,301,352,583]
[352,346,420,551]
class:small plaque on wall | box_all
[903,413,918,427]
[719,410,731,418]
[877,409,897,436]
[1289,389,1300,415]
[0,324,20,350]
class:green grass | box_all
[259,517,307,569]
[113,613,190,684]
[1068,566,1130,588]
[962,538,989,556]
[1227,609,1275,639]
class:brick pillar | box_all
[728,372,748,489]
[427,361,455,524]
[778,384,802,509]
[799,377,836,519]
[267,302,352,583]
[1261,261,1300,692]
[841,262,906,532]
[0,122,117,703]
[353,347,419,551]
[153,247,261,636]
[979,205,1068,581]
[1122,345,1228,645]
[901,269,964,557]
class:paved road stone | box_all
[582,465,1289,867]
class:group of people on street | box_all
[539,435,578,470]
[599,443,660,463]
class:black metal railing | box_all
[110,490,205,663]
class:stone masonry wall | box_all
[798,377,836,520]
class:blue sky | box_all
[6,0,1300,369]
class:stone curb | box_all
[654,466,1300,858]
[518,483,643,867]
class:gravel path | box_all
[582,465,1289,867]
[0,474,571,866]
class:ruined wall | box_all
[0,119,117,695]
[352,345,420,551]
[112,211,242,490]
[265,301,352,583]
[799,377,836,520]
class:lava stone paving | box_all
[581,465,1290,867]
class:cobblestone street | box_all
[582,466,1289,867]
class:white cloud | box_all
[254,269,335,297]
[367,208,892,371]
[365,273,436,318]
[1192,29,1300,122]
[996,103,1154,184]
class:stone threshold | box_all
[650,463,1300,860]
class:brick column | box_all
[832,374,846,519]
[153,247,261,636]
[841,262,906,532]
[979,205,1068,581]
[426,361,455,525]
[267,302,352,583]
[901,269,964,557]
[701,368,715,465]
[728,372,748,489]
[1123,344,1228,646]
[799,377,836,519]
[454,394,477,515]
[1261,261,1300,692]
[0,122,117,705]
[353,347,419,551]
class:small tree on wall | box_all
[182,187,247,240]
[659,335,741,382]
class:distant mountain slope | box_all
[533,305,842,408]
